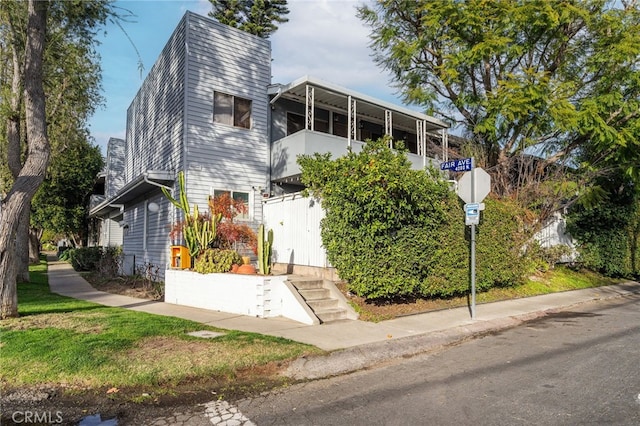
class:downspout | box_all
[176,14,190,232]
[266,42,274,206]
[267,89,273,202]
[143,173,173,191]
[183,14,190,180]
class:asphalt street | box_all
[236,295,640,425]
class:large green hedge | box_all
[567,176,640,279]
[299,138,531,300]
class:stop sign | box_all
[458,168,491,204]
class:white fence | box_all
[533,211,577,262]
[262,193,578,271]
[262,193,329,269]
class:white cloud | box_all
[90,0,409,154]
[271,0,395,94]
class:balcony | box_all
[270,130,441,182]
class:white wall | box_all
[262,193,329,268]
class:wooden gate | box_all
[262,193,330,268]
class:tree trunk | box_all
[0,0,49,319]
[5,2,30,285]
[29,226,40,264]
[16,206,30,282]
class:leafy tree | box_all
[0,0,112,319]
[31,134,104,247]
[358,0,640,202]
[1,0,109,282]
[0,0,49,319]
[209,0,289,38]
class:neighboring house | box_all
[89,11,449,278]
[88,137,126,248]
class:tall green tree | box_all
[1,0,110,281]
[209,0,289,38]
[358,0,640,201]
[0,0,49,319]
[31,132,104,248]
[0,0,112,319]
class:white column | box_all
[385,110,393,147]
[305,85,314,131]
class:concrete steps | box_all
[288,277,349,323]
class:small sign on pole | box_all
[465,203,480,226]
[456,163,491,321]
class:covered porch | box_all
[268,76,450,186]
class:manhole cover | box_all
[187,330,225,339]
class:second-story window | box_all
[214,92,252,129]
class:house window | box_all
[287,112,304,135]
[287,111,329,136]
[332,113,348,138]
[214,92,252,129]
[213,189,251,220]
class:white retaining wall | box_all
[164,269,317,324]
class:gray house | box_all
[89,11,449,278]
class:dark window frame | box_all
[214,92,252,130]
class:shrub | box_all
[299,138,532,300]
[209,192,258,255]
[527,241,573,272]
[95,246,123,277]
[66,247,104,271]
[475,198,530,289]
[194,249,243,274]
[41,242,57,251]
[567,175,640,279]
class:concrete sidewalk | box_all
[47,258,640,379]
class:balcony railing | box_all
[271,130,440,182]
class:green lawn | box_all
[476,266,624,303]
[349,265,626,322]
[0,259,320,392]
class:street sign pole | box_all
[470,158,476,320]
[458,162,490,320]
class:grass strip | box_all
[351,266,624,322]
[0,259,320,390]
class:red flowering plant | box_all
[168,220,186,245]
[208,193,257,254]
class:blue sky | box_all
[88,0,407,155]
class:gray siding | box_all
[183,13,271,222]
[105,138,126,198]
[122,194,172,280]
[98,218,123,247]
[120,11,272,276]
[125,17,187,181]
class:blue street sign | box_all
[440,158,473,172]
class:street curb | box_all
[284,311,545,380]
[283,286,640,380]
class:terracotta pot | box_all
[236,264,257,275]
